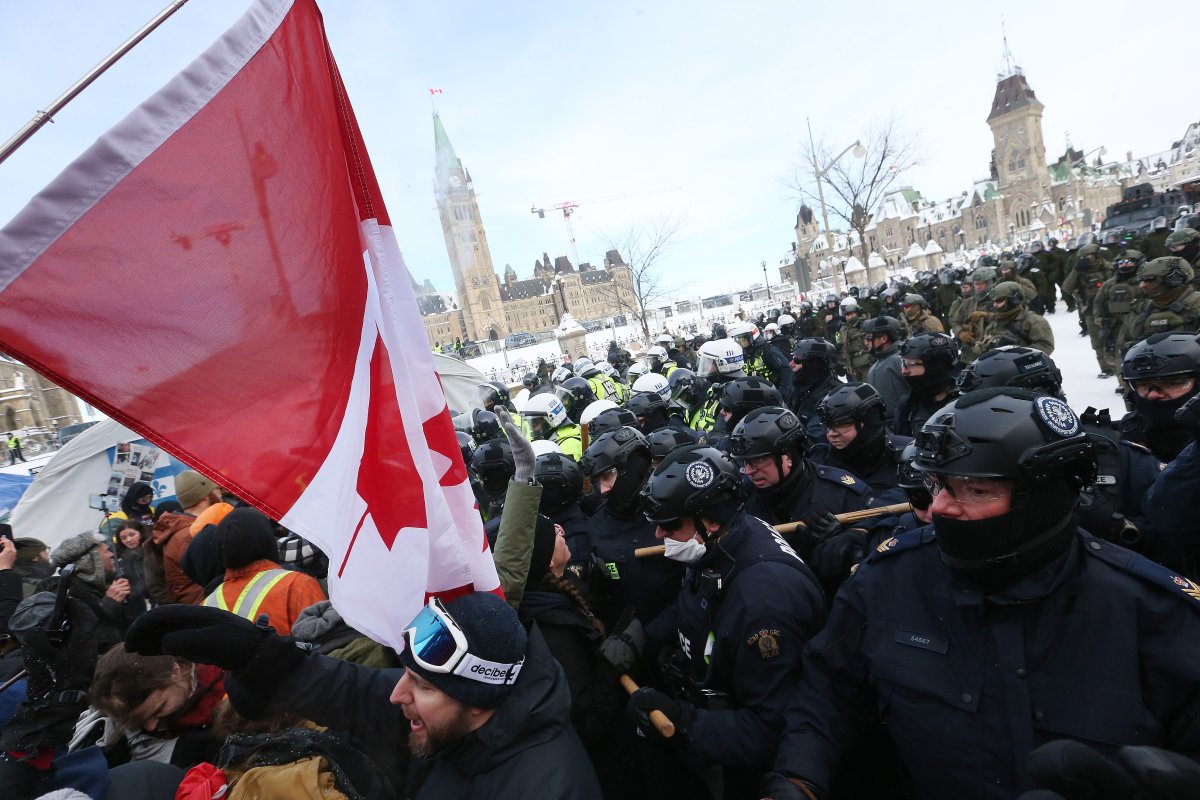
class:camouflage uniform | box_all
[838,315,873,382]
[1119,257,1200,348]
[1094,253,1146,372]
[978,305,1055,355]
[1062,244,1115,372]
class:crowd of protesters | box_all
[3,230,1200,798]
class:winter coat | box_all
[202,558,326,636]
[151,513,204,604]
[488,480,543,610]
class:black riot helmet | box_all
[818,382,886,427]
[640,446,746,529]
[861,315,904,346]
[646,428,696,464]
[471,380,513,413]
[1114,249,1145,279]
[471,440,516,496]
[554,377,597,424]
[668,367,701,407]
[899,332,958,366]
[456,431,477,468]
[625,391,669,432]
[1015,253,1037,274]
[533,451,583,514]
[454,408,505,445]
[718,377,783,429]
[913,388,1098,590]
[522,372,539,392]
[791,338,839,366]
[956,347,1064,397]
[588,406,639,437]
[1121,332,1200,381]
[728,406,807,461]
[580,427,651,479]
[896,442,931,511]
[913,388,1096,487]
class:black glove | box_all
[1021,739,1200,799]
[626,687,692,743]
[994,333,1019,348]
[0,595,98,751]
[799,509,840,550]
[125,604,275,670]
[811,528,867,582]
[599,618,645,673]
[761,771,822,800]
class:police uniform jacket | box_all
[773,528,1200,799]
[587,502,684,631]
[808,433,912,505]
[647,514,827,778]
[742,460,875,551]
[789,375,845,445]
[865,349,907,429]
[1144,440,1200,576]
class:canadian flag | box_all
[0,0,498,648]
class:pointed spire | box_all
[433,112,462,176]
[998,16,1022,80]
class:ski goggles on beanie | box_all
[402,598,524,686]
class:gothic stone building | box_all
[419,114,637,347]
[794,66,1127,287]
[0,355,83,435]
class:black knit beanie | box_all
[398,592,528,709]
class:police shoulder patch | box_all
[746,628,782,660]
[866,528,933,561]
[1034,395,1080,437]
[815,465,868,495]
[1081,534,1200,609]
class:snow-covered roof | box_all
[844,256,866,273]
[924,239,943,254]
[868,252,887,268]
[903,242,925,260]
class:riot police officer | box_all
[628,446,826,800]
[977,282,1054,355]
[861,316,906,428]
[691,338,748,433]
[582,428,684,630]
[729,321,792,402]
[956,345,1065,399]
[788,339,845,445]
[895,332,959,437]
[727,406,875,591]
[1119,332,1200,463]
[837,298,872,381]
[764,387,1200,800]
[809,382,911,503]
[1118,257,1200,347]
[1094,250,1144,372]
[533,451,594,579]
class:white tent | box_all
[11,353,487,547]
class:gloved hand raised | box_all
[496,408,535,483]
[797,509,840,551]
[125,604,274,671]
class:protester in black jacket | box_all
[125,592,603,799]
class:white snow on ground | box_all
[1043,306,1127,416]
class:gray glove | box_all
[600,617,645,673]
[496,408,536,483]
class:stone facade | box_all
[794,67,1134,288]
[0,356,83,435]
[421,115,637,348]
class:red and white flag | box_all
[0,0,498,648]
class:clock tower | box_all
[986,66,1051,232]
[434,113,507,342]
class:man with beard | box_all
[894,333,959,437]
[1119,332,1200,464]
[583,428,685,631]
[124,592,601,799]
[788,339,845,445]
[810,383,911,504]
[763,388,1200,800]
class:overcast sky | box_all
[0,1,1190,299]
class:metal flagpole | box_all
[0,0,192,165]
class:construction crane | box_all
[530,188,680,267]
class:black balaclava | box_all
[933,476,1078,594]
[870,339,899,361]
[906,359,956,402]
[794,360,831,390]
[538,484,574,516]
[828,412,886,477]
[605,451,652,519]
[1131,384,1200,462]
[639,408,671,435]
[758,449,812,518]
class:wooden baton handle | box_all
[635,502,912,557]
[620,674,675,738]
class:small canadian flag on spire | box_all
[429,87,443,95]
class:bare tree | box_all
[596,212,688,340]
[788,117,922,277]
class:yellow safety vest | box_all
[203,568,291,623]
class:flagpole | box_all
[0,0,192,165]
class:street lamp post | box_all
[762,260,771,300]
[808,118,866,294]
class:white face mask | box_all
[663,535,707,564]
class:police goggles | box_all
[1129,375,1195,397]
[402,598,524,686]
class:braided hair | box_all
[540,572,606,637]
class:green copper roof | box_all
[433,113,462,174]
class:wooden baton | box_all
[620,674,675,738]
[634,502,912,557]
[580,423,591,492]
